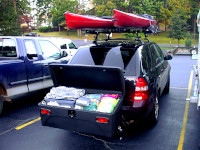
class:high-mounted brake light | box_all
[96,117,109,123]
[41,108,51,115]
[133,78,149,101]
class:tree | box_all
[160,0,190,32]
[16,0,30,14]
[35,0,53,27]
[92,0,117,17]
[0,0,30,35]
[131,0,164,23]
[112,0,128,12]
[51,0,78,27]
[185,32,192,47]
[168,9,188,46]
[188,0,199,38]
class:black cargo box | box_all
[39,64,125,137]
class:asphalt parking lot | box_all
[0,52,200,150]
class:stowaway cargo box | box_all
[39,64,125,137]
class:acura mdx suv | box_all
[39,34,172,137]
[68,38,172,124]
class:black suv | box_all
[68,38,172,124]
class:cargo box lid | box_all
[49,64,125,96]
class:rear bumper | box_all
[122,100,153,120]
[39,93,124,138]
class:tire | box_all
[0,87,6,115]
[191,49,197,55]
[148,95,159,125]
[0,97,3,115]
[163,75,170,94]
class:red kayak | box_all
[64,12,114,29]
[113,9,156,28]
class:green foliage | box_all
[16,0,31,15]
[52,17,58,27]
[168,9,188,46]
[132,0,164,21]
[123,33,134,39]
[92,0,117,16]
[123,33,141,39]
[189,0,199,32]
[160,0,190,27]
[51,0,78,27]
[36,0,53,26]
[32,0,198,37]
[0,0,28,35]
[189,0,199,15]
[38,26,52,32]
[185,32,192,47]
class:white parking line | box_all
[170,87,188,90]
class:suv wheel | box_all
[0,98,3,115]
[148,95,159,125]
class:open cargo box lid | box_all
[49,64,125,96]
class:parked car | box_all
[0,36,68,114]
[39,35,172,137]
[48,38,78,60]
[173,46,198,55]
[190,47,198,55]
[25,32,40,37]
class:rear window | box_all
[0,39,17,57]
[70,46,138,75]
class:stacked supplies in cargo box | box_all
[43,86,85,109]
[43,86,119,113]
[76,94,119,113]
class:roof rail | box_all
[83,29,151,44]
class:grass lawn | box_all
[34,30,198,45]
[160,47,175,50]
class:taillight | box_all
[133,78,149,101]
[96,117,109,123]
[41,108,51,115]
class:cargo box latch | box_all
[68,110,76,118]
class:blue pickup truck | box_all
[0,36,68,114]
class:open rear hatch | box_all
[39,64,125,137]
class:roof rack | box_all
[83,28,152,45]
[84,27,153,34]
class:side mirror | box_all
[27,54,38,60]
[164,54,172,60]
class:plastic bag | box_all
[44,86,85,100]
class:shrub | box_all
[185,32,192,47]
[38,26,52,32]
[123,33,142,39]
